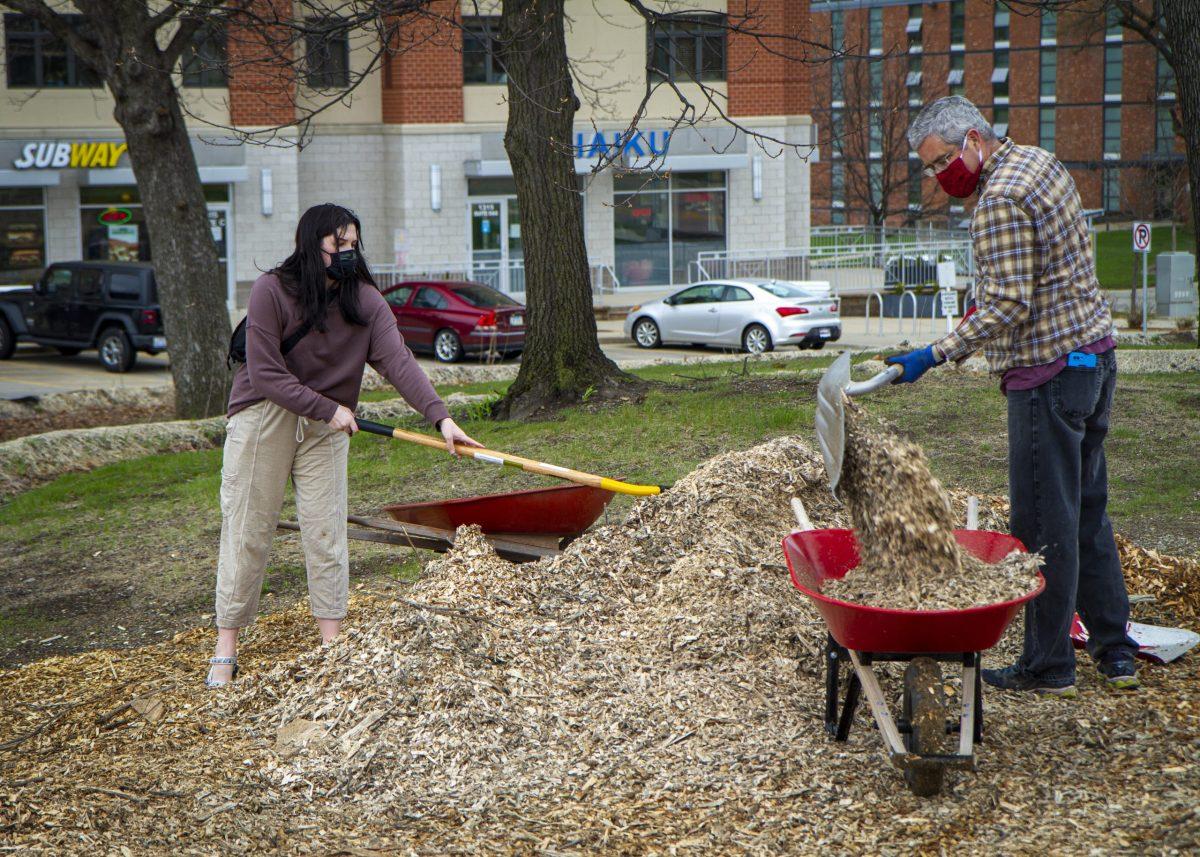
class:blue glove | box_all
[885,346,942,384]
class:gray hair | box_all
[907,96,998,151]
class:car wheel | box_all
[810,341,826,350]
[98,327,136,373]
[632,317,661,348]
[433,328,463,363]
[0,318,14,360]
[56,346,83,356]
[742,324,773,355]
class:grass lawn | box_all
[1093,224,1196,292]
[1,358,1196,664]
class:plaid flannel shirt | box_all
[934,139,1113,372]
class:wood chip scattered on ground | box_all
[0,437,1196,854]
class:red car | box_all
[380,280,525,362]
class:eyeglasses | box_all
[921,150,958,178]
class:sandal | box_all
[205,655,239,689]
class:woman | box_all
[207,203,480,687]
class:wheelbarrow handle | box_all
[845,365,903,397]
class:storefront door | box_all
[468,198,522,295]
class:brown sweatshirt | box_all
[227,272,450,427]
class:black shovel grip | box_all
[354,418,395,438]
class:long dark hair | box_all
[273,203,377,331]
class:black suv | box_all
[0,261,165,372]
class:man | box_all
[888,96,1138,697]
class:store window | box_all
[463,16,506,85]
[79,184,229,264]
[4,13,101,88]
[648,14,726,82]
[0,188,47,286]
[181,23,227,87]
[305,19,350,88]
[613,171,726,287]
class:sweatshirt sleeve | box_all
[245,276,340,422]
[364,294,451,427]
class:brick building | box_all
[809,0,1185,227]
[0,1,817,308]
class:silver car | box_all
[623,279,842,354]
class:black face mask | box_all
[325,248,359,281]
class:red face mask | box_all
[936,136,983,198]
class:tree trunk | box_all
[494,0,640,420]
[108,31,232,418]
[1159,0,1200,341]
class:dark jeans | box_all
[1006,350,1137,682]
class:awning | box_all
[0,169,61,187]
[84,166,250,185]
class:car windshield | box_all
[450,283,521,308]
[755,280,829,298]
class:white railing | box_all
[691,239,974,296]
[810,224,968,256]
[373,260,621,299]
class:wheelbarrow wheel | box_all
[902,657,946,797]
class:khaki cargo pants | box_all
[215,399,349,628]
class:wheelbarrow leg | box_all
[973,651,984,745]
[824,635,840,735]
[837,671,861,742]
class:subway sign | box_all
[12,141,129,170]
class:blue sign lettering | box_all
[573,129,671,159]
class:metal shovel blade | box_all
[816,353,904,496]
[816,352,852,497]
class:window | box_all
[614,171,726,286]
[1040,11,1056,43]
[463,16,506,84]
[869,7,883,52]
[670,284,724,305]
[907,54,922,103]
[648,14,726,82]
[950,1,965,45]
[4,14,101,88]
[722,286,753,302]
[1104,44,1122,98]
[412,287,450,310]
[992,50,1009,100]
[0,188,46,285]
[1040,49,1056,99]
[906,7,923,42]
[181,24,227,87]
[1106,6,1123,40]
[77,268,103,300]
[832,58,844,103]
[947,53,965,95]
[79,184,228,264]
[908,160,923,208]
[994,6,1010,43]
[42,267,73,298]
[869,117,883,155]
[107,272,142,301]
[384,287,413,307]
[993,106,1009,138]
[450,283,520,308]
[831,10,845,50]
[305,19,350,88]
[1156,55,1175,99]
[869,59,882,100]
[1103,106,1121,156]
[1102,170,1120,212]
[1039,107,1055,149]
[831,161,845,202]
[1156,106,1177,154]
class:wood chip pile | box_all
[1,438,1197,854]
[827,404,1041,610]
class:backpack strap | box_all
[280,318,313,356]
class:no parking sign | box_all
[1132,222,1152,254]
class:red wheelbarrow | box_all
[782,526,1045,796]
[279,485,615,563]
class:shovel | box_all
[815,352,902,497]
[355,418,666,497]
